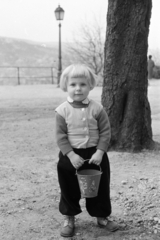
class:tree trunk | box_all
[102,0,154,151]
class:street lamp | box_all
[54,5,65,86]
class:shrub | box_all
[153,66,160,79]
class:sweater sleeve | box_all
[55,112,73,155]
[96,108,111,152]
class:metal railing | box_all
[0,66,57,85]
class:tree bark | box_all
[102,0,154,151]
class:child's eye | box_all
[70,83,76,86]
[81,83,86,86]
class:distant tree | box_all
[102,0,156,151]
[66,18,105,79]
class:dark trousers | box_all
[57,147,111,217]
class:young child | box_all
[55,64,118,237]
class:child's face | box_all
[67,77,91,102]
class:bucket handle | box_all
[76,158,102,173]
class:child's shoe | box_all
[60,215,75,237]
[97,217,118,232]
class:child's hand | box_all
[67,151,84,169]
[89,149,104,166]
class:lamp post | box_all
[54,5,65,86]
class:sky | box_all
[0,0,159,50]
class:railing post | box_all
[51,67,54,84]
[17,67,20,85]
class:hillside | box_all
[0,37,73,84]
[0,37,58,67]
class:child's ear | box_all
[88,71,97,89]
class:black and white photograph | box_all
[0,0,160,239]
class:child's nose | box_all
[76,85,81,90]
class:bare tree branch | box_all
[66,18,105,77]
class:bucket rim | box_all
[76,168,102,176]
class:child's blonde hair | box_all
[60,64,97,92]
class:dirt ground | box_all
[0,80,160,240]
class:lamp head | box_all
[54,5,65,21]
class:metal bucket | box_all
[76,167,102,198]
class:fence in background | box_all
[0,66,58,85]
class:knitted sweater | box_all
[55,99,111,155]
